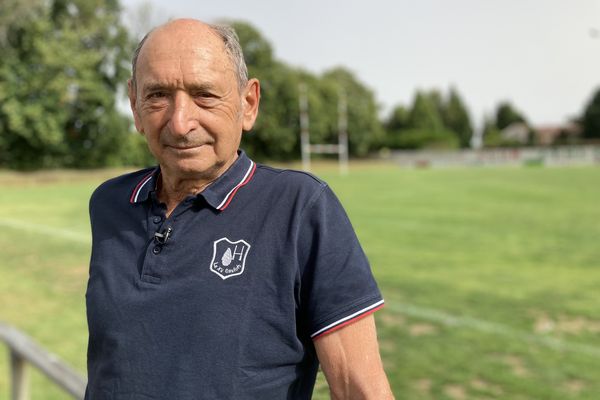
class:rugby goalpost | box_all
[298,83,349,175]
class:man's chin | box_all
[166,145,206,155]
[162,158,226,180]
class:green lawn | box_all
[1,164,599,399]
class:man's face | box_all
[129,21,259,180]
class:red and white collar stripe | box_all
[129,170,155,204]
[216,160,256,211]
[129,158,255,208]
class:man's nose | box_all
[168,91,198,136]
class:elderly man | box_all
[85,18,393,399]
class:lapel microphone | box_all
[154,227,173,244]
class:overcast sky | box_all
[121,0,600,128]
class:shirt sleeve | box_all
[297,184,384,340]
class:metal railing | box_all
[0,321,86,400]
[389,144,600,168]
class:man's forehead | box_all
[140,46,216,68]
[142,21,223,56]
[140,32,224,64]
[141,25,229,64]
[137,51,233,87]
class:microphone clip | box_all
[154,227,173,244]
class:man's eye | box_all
[147,92,167,99]
[193,91,216,99]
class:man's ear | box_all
[241,78,260,132]
[128,78,144,134]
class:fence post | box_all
[10,349,29,400]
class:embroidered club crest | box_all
[209,238,251,280]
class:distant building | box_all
[500,122,530,144]
[533,122,582,145]
[500,122,582,146]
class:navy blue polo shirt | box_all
[85,150,384,400]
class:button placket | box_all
[141,197,196,284]
[141,205,167,282]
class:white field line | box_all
[2,216,599,358]
[385,300,600,358]
[0,218,90,244]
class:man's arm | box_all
[314,315,394,400]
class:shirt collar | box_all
[129,167,159,204]
[129,150,256,211]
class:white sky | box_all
[121,0,600,128]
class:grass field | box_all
[1,163,599,399]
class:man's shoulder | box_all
[253,164,328,200]
[90,167,156,207]
[254,164,326,188]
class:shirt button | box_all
[152,246,162,254]
[153,216,162,224]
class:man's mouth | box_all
[166,143,207,150]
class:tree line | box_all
[1,0,599,170]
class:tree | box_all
[386,105,409,132]
[384,105,409,148]
[495,101,527,130]
[229,21,299,161]
[321,67,383,156]
[231,21,383,160]
[442,87,473,148]
[426,89,445,123]
[384,90,458,149]
[229,20,274,71]
[482,115,503,147]
[581,87,600,139]
[246,61,300,160]
[0,0,142,169]
[408,91,444,132]
[0,0,44,45]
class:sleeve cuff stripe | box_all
[310,299,385,339]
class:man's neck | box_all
[157,173,215,217]
[157,154,239,217]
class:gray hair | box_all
[131,22,248,92]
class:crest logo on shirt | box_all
[210,237,251,280]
